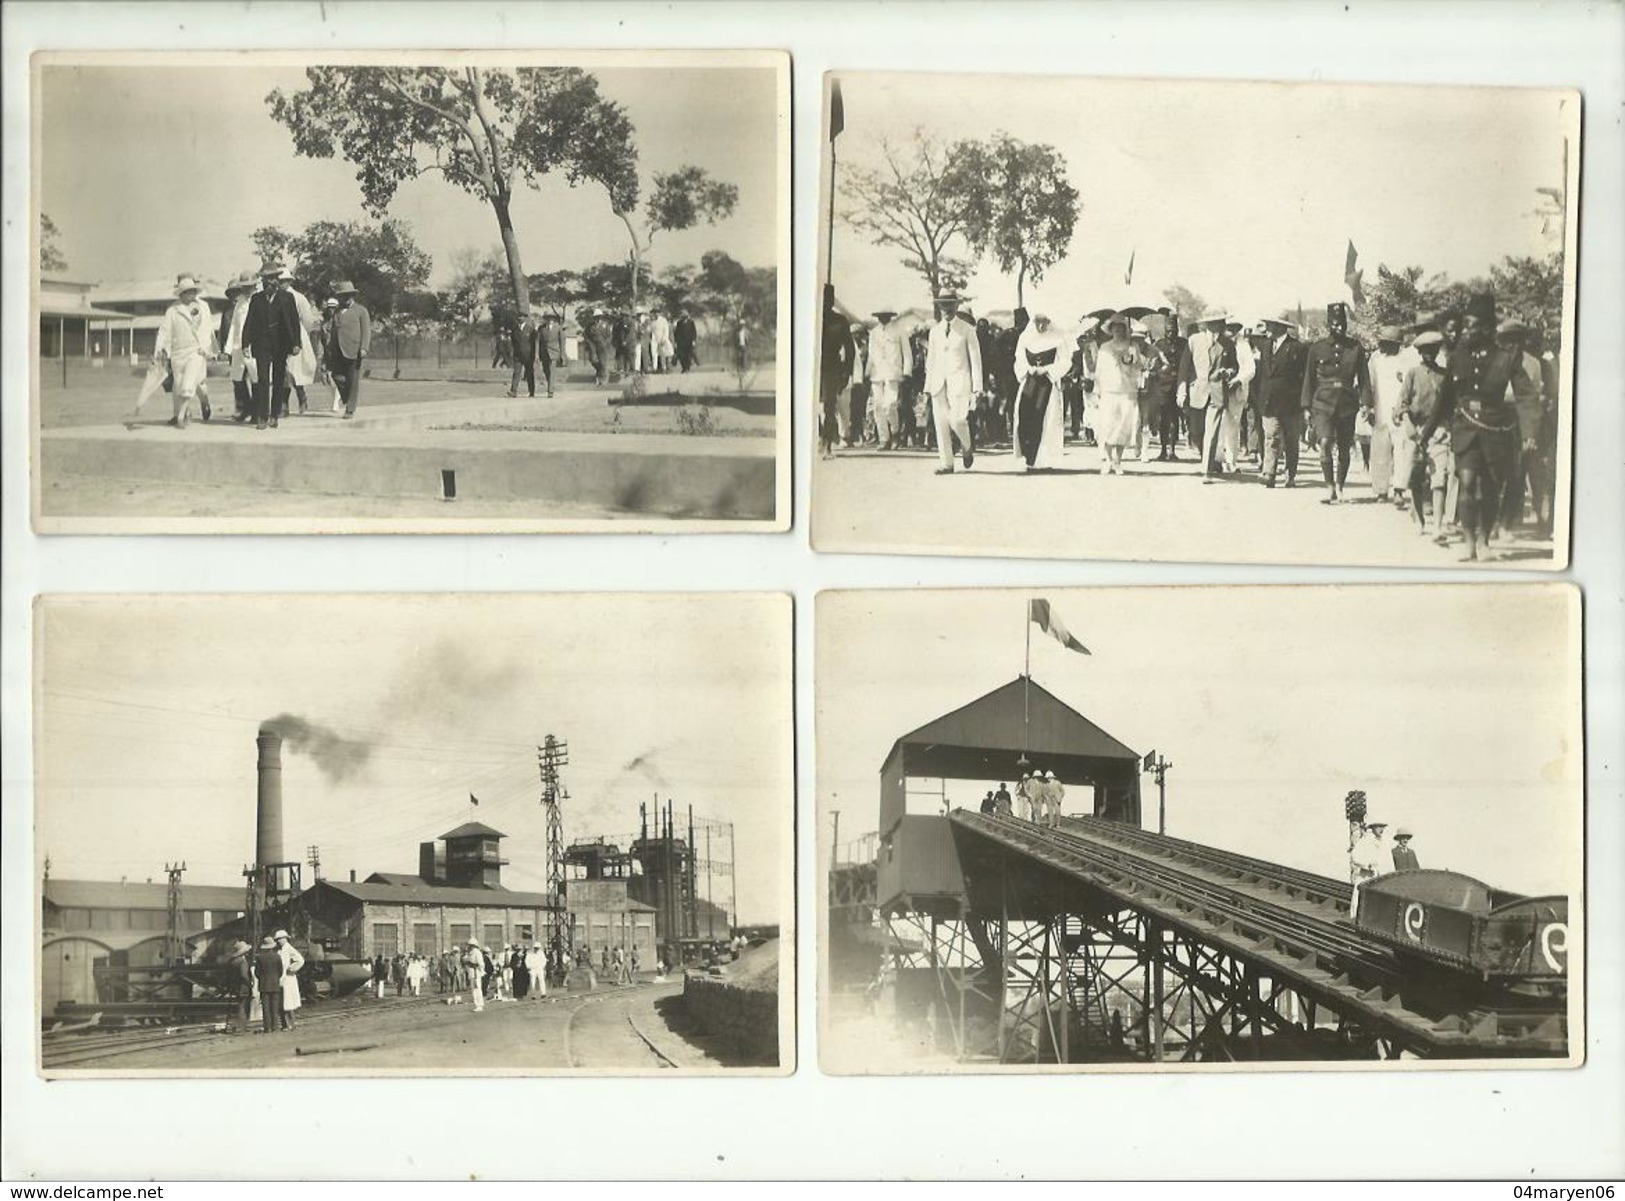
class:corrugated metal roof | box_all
[38,302,138,320]
[43,879,248,912]
[364,872,425,887]
[886,676,1139,767]
[317,879,558,910]
[440,821,506,840]
[90,280,228,304]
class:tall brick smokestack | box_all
[256,727,284,869]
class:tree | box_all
[283,219,432,319]
[614,166,738,310]
[268,67,641,318]
[441,247,512,334]
[695,250,776,328]
[527,268,585,322]
[948,134,1079,307]
[577,259,653,312]
[841,130,977,300]
[40,213,67,273]
[1490,253,1563,348]
[1161,283,1210,323]
[251,225,294,268]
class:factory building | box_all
[41,878,247,1012]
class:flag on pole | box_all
[1029,599,1090,655]
[1124,247,1136,286]
[1344,240,1365,306]
[469,793,480,806]
[829,79,844,142]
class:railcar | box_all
[1355,869,1568,984]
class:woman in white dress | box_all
[1013,312,1069,471]
[1092,313,1146,475]
[281,269,321,414]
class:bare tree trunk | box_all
[617,211,643,311]
[1017,260,1027,309]
[493,190,531,318]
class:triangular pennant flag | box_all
[469,793,480,806]
[1029,598,1090,655]
[1344,240,1365,306]
[829,79,845,142]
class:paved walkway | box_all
[813,442,1558,569]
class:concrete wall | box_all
[682,975,779,1066]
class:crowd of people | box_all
[821,285,1560,561]
[1345,791,1422,919]
[130,261,372,432]
[546,304,748,388]
[976,772,1066,828]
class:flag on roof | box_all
[1029,599,1090,655]
[469,793,480,806]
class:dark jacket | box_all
[242,289,302,360]
[1300,335,1372,417]
[509,314,540,365]
[820,308,855,399]
[1256,335,1308,418]
[255,948,284,994]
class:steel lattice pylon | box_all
[538,734,570,958]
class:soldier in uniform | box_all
[1418,292,1541,562]
[1299,301,1372,504]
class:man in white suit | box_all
[925,291,983,474]
[866,309,912,450]
[1180,314,1238,482]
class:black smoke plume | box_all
[261,714,372,782]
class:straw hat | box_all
[174,276,201,297]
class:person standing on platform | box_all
[329,281,371,420]
[1368,326,1419,505]
[1348,820,1390,918]
[994,781,1013,817]
[980,790,997,815]
[1301,302,1372,505]
[1418,292,1540,562]
[255,936,285,1034]
[866,309,911,451]
[1391,827,1420,871]
[925,291,983,475]
[273,929,305,1030]
[1044,770,1065,828]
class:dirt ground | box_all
[64,977,765,1075]
[37,360,776,438]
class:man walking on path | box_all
[508,310,540,398]
[925,290,982,475]
[242,261,301,430]
[866,310,911,450]
[1368,325,1419,504]
[1256,316,1308,487]
[330,281,371,419]
[1301,301,1372,505]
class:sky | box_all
[38,59,782,289]
[824,73,1574,327]
[818,586,1581,899]
[36,594,792,924]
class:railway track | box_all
[41,991,457,1069]
[953,811,1567,1055]
[562,982,682,1070]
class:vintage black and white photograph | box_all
[34,592,793,1076]
[31,51,788,532]
[813,74,1578,568]
[819,585,1582,1072]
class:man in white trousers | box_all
[924,291,983,474]
[866,309,911,450]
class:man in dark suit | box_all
[539,313,564,398]
[507,310,540,398]
[241,261,302,429]
[1256,316,1309,487]
[673,309,698,372]
[329,281,371,419]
